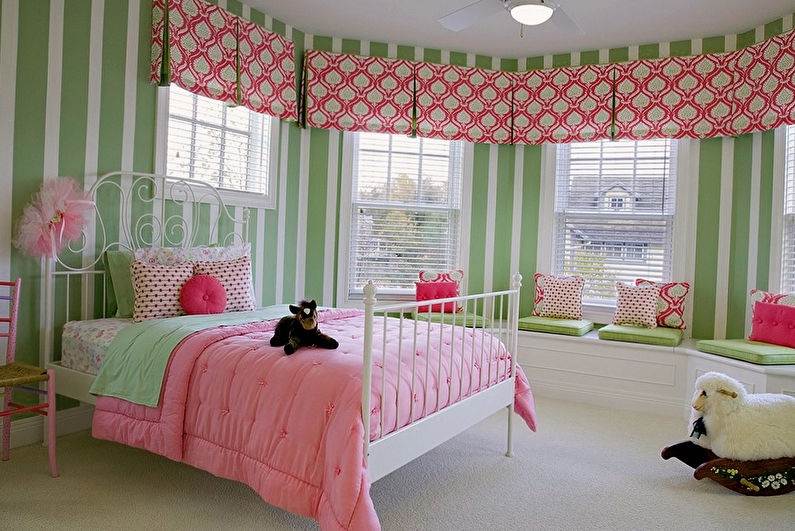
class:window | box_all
[163,85,275,206]
[345,132,464,297]
[782,125,795,292]
[554,138,678,304]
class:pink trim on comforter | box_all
[92,309,536,530]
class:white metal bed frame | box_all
[43,171,523,483]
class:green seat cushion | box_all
[413,311,490,328]
[518,316,593,336]
[696,339,795,365]
[598,324,683,347]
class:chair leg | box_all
[2,385,10,461]
[46,370,58,478]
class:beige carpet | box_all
[1,396,792,530]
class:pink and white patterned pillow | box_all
[418,269,465,310]
[131,261,194,322]
[537,275,585,320]
[134,242,250,266]
[635,279,690,329]
[532,273,584,317]
[748,289,795,321]
[194,256,256,312]
[613,282,659,328]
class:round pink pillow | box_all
[180,275,227,315]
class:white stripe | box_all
[483,143,498,293]
[387,43,397,59]
[691,38,703,56]
[323,129,340,306]
[217,0,226,8]
[510,145,524,279]
[466,53,474,68]
[208,204,219,245]
[570,51,580,67]
[725,34,737,52]
[714,137,734,339]
[769,127,787,292]
[543,55,552,69]
[120,0,140,247]
[659,42,670,58]
[360,41,370,57]
[275,121,289,303]
[441,49,450,65]
[755,25,764,44]
[43,0,64,178]
[745,132,762,336]
[519,57,528,72]
[628,45,638,61]
[0,0,17,283]
[82,0,105,320]
[264,15,272,31]
[598,49,609,64]
[332,36,341,54]
[414,46,423,62]
[294,35,313,299]
[459,143,474,295]
[241,4,250,19]
[785,14,794,32]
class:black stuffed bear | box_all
[270,299,339,355]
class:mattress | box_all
[61,318,133,374]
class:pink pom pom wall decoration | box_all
[13,177,94,259]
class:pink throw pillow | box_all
[180,275,227,315]
[749,301,795,348]
[613,282,659,328]
[636,279,690,329]
[416,281,458,313]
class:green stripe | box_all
[370,42,388,58]
[305,127,330,300]
[492,144,515,304]
[764,18,783,39]
[579,50,599,66]
[638,44,659,60]
[450,51,467,67]
[11,0,51,367]
[691,137,723,338]
[552,53,570,68]
[756,130,775,290]
[519,145,542,315]
[726,135,752,338]
[341,38,359,55]
[467,143,490,300]
[736,29,756,50]
[608,47,629,63]
[669,40,691,57]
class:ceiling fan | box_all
[439,0,582,34]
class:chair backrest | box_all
[0,278,20,365]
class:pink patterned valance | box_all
[238,20,297,121]
[151,0,238,104]
[513,64,615,144]
[303,50,415,135]
[729,29,795,135]
[415,63,513,144]
[613,54,734,140]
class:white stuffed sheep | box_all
[688,372,795,461]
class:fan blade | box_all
[439,0,504,32]
[550,6,583,34]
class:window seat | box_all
[598,324,683,347]
[517,330,795,419]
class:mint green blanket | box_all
[90,306,292,406]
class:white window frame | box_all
[537,139,697,326]
[154,86,279,209]
[337,132,468,307]
[770,125,794,293]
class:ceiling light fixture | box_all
[507,0,556,26]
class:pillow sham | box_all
[131,260,194,322]
[416,281,458,313]
[749,301,795,349]
[134,242,251,266]
[194,256,256,312]
[537,275,585,320]
[749,289,795,320]
[104,250,134,318]
[613,282,659,328]
[180,275,227,315]
[533,273,585,318]
[635,279,690,329]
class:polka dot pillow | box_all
[635,279,690,329]
[613,282,659,328]
[194,256,256,312]
[131,261,194,322]
[532,273,584,318]
[537,275,586,320]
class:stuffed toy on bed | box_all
[270,299,339,355]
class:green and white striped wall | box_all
[1,0,794,377]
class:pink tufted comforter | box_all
[92,309,536,530]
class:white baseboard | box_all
[8,404,94,450]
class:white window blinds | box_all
[349,132,463,295]
[554,138,678,304]
[166,85,272,199]
[782,125,795,292]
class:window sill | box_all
[212,187,275,210]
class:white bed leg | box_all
[505,404,514,457]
